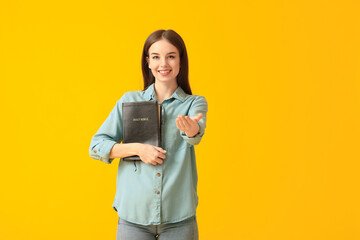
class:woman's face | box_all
[146,39,180,85]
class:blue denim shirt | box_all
[89,83,208,225]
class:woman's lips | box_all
[158,70,171,76]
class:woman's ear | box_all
[146,57,151,69]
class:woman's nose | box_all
[160,58,169,67]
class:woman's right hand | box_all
[137,143,166,165]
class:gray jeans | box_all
[116,216,199,240]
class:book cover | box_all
[122,101,162,161]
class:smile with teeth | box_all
[158,70,172,76]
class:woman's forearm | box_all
[109,143,141,159]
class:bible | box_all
[122,101,162,161]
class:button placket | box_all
[153,165,163,223]
[161,104,166,151]
[152,102,166,223]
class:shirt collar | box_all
[143,83,187,102]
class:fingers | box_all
[177,115,196,130]
[156,151,166,160]
[139,144,167,166]
[151,157,163,166]
[148,158,163,166]
[191,113,202,122]
[175,114,201,138]
[151,146,166,166]
[176,116,186,130]
[154,146,167,154]
[175,119,182,131]
[183,116,193,128]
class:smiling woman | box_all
[145,40,180,86]
[89,29,208,240]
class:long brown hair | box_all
[141,29,192,95]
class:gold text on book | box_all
[133,117,149,121]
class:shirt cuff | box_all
[179,123,204,145]
[180,130,201,138]
[91,141,117,164]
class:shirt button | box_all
[156,173,161,177]
[155,190,160,194]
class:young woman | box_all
[89,29,208,240]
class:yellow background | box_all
[1,0,360,239]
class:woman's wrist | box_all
[133,143,143,155]
[185,124,200,137]
[109,143,142,159]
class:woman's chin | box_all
[155,77,177,84]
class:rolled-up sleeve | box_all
[180,95,208,146]
[89,95,126,164]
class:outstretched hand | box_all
[176,113,202,137]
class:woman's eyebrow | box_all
[151,52,177,55]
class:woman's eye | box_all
[152,56,175,59]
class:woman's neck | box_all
[154,81,178,103]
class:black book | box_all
[122,101,162,161]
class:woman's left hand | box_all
[176,113,202,137]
